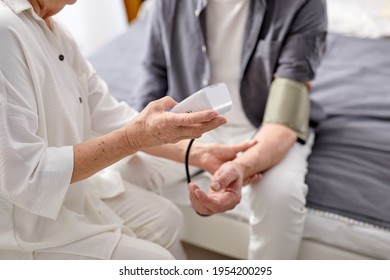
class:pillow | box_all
[327,0,390,38]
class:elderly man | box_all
[0,0,259,260]
[129,0,327,259]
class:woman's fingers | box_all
[171,110,220,126]
[231,139,257,153]
[172,117,226,139]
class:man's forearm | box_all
[233,123,297,179]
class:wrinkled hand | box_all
[194,140,257,174]
[209,159,262,193]
[124,96,226,149]
[188,162,241,215]
[188,161,262,215]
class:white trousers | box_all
[248,133,314,259]
[33,184,183,260]
[106,129,314,260]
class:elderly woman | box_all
[0,0,254,260]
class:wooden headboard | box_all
[124,0,143,22]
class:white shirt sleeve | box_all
[0,70,73,220]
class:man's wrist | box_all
[231,158,252,181]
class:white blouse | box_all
[0,0,138,259]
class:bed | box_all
[88,2,390,259]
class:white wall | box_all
[55,0,128,56]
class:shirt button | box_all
[59,54,64,61]
[202,79,209,87]
[194,9,200,17]
[201,45,207,53]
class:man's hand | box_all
[188,161,261,215]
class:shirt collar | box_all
[3,0,33,14]
[3,0,47,24]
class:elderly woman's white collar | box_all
[3,0,46,23]
[3,0,33,14]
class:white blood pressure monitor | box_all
[170,83,232,115]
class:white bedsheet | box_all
[327,0,390,38]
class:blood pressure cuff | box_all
[263,77,309,143]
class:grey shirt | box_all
[132,0,327,128]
